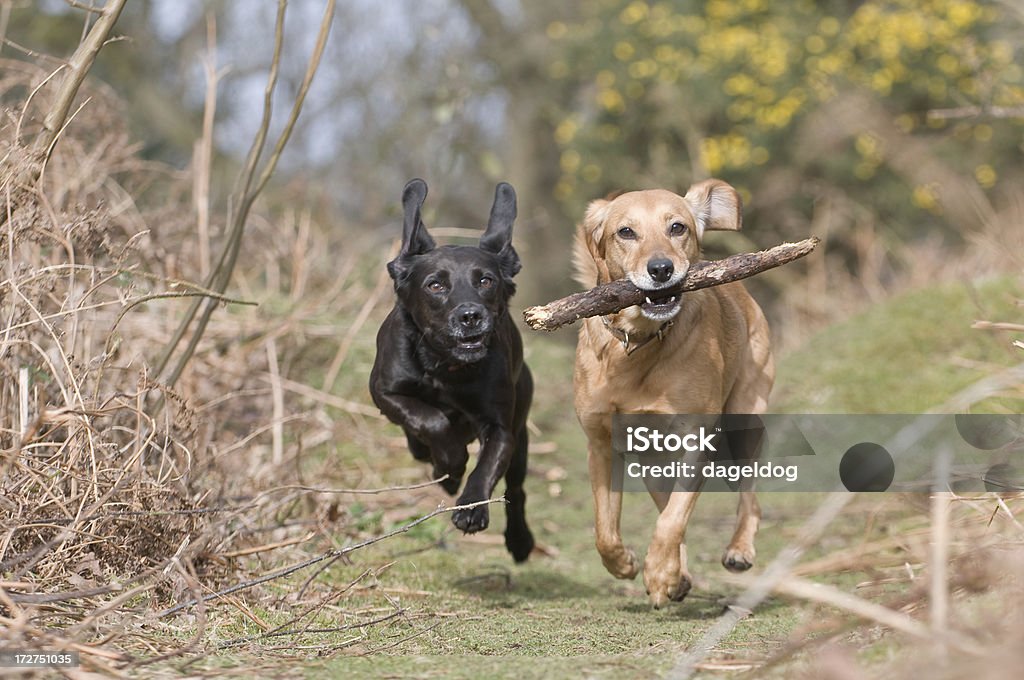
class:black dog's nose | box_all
[647,258,674,283]
[460,308,482,328]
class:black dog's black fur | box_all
[369,178,535,562]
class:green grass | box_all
[774,276,1023,413]
[186,277,1021,677]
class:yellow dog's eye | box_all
[617,226,636,239]
[669,222,688,236]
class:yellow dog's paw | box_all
[721,544,756,572]
[600,546,640,580]
[643,551,691,609]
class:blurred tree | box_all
[8,0,1021,304]
[453,0,582,300]
[4,1,204,162]
[547,0,1024,256]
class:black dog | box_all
[369,178,535,562]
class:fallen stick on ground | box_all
[523,237,819,331]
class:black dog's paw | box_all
[504,525,535,563]
[452,503,489,534]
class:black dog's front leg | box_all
[374,392,468,494]
[452,424,515,534]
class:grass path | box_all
[251,276,1021,678]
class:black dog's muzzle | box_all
[449,302,493,355]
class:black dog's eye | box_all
[617,226,636,240]
[479,275,494,289]
[669,222,688,236]
[426,281,447,294]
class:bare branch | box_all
[33,0,127,163]
[155,0,337,389]
[157,496,504,618]
[524,237,819,331]
[4,0,126,203]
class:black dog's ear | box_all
[479,182,521,279]
[387,178,435,280]
[400,178,435,256]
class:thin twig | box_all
[157,497,503,617]
[266,337,284,465]
[218,609,404,650]
[930,447,953,656]
[356,621,442,655]
[767,575,983,656]
[278,476,451,496]
[194,12,222,279]
[263,374,383,418]
[218,531,316,559]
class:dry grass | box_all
[0,57,417,674]
[748,492,1024,680]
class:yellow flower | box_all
[620,1,649,25]
[871,70,893,95]
[948,1,981,28]
[974,164,997,188]
[599,88,626,113]
[936,53,960,76]
[628,59,658,79]
[701,138,725,174]
[854,162,876,180]
[707,0,739,20]
[818,16,840,37]
[654,45,676,63]
[555,118,578,145]
[554,179,574,201]
[724,73,756,96]
[546,21,568,39]
[560,150,581,173]
[805,35,827,54]
[855,133,880,159]
[912,184,942,213]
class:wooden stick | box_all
[523,237,819,331]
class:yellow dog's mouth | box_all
[639,290,681,320]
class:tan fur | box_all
[572,222,599,288]
[572,180,775,608]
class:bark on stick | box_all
[523,237,819,331]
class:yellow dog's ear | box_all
[575,198,613,285]
[684,179,742,241]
